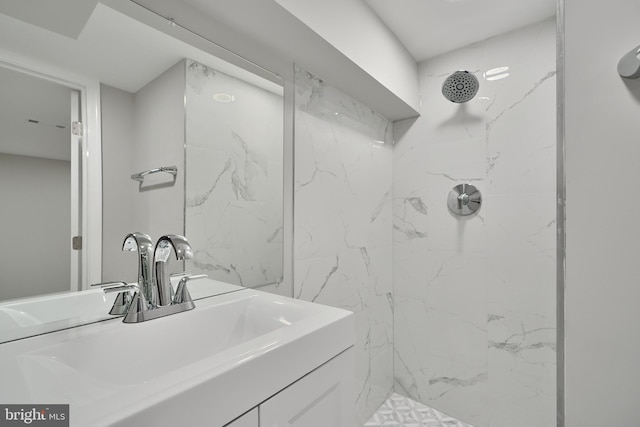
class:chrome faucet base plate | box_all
[123,299,195,324]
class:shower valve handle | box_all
[457,192,470,209]
[447,184,482,216]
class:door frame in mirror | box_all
[0,52,103,290]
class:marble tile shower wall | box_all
[293,66,394,423]
[393,18,556,427]
[185,60,284,287]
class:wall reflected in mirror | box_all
[184,60,283,287]
[0,68,74,301]
[101,57,284,287]
[0,1,285,333]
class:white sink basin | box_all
[0,288,354,426]
[0,290,118,343]
[0,278,243,344]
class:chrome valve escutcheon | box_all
[447,184,482,216]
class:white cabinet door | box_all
[225,408,258,427]
[259,348,355,427]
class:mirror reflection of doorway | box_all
[0,65,80,301]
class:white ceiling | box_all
[0,2,283,161]
[365,0,556,61]
[0,0,557,147]
[0,66,72,161]
[0,0,99,39]
[0,3,281,95]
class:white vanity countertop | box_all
[0,278,244,344]
[0,290,119,344]
[0,286,355,426]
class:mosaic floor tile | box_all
[364,393,474,427]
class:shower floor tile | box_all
[364,393,474,427]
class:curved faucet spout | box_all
[122,232,155,305]
[154,235,193,307]
[154,235,193,262]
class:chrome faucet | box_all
[122,232,155,305]
[153,234,193,307]
[97,233,206,323]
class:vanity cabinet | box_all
[224,348,355,427]
[0,287,356,427]
[260,347,354,427]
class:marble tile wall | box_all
[393,18,556,427]
[184,59,284,288]
[293,65,394,423]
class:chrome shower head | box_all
[442,70,479,103]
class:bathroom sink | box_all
[0,278,243,344]
[0,288,354,426]
[21,289,326,386]
[0,290,118,343]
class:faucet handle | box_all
[91,280,128,288]
[91,282,139,316]
[173,273,207,304]
[92,281,137,292]
[170,271,201,281]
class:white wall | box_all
[393,19,556,427]
[0,153,70,300]
[272,0,419,112]
[131,60,185,239]
[102,59,289,290]
[564,0,640,425]
[100,84,136,282]
[125,0,420,120]
[100,62,185,280]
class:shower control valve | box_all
[447,184,482,216]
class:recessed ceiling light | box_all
[213,93,235,102]
[484,66,510,81]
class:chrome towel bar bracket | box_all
[131,166,178,183]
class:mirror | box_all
[0,1,284,339]
[0,67,77,300]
